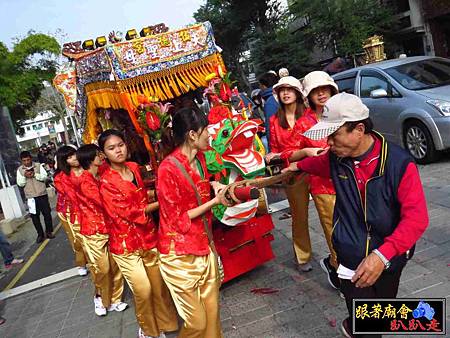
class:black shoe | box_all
[341,318,354,338]
[46,232,55,239]
[319,256,340,290]
[36,235,45,243]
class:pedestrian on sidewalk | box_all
[74,144,127,317]
[278,71,340,288]
[157,108,231,338]
[99,129,178,338]
[259,70,279,151]
[16,151,54,243]
[0,231,24,269]
[54,145,89,276]
[283,93,429,338]
[264,69,314,273]
[37,144,49,164]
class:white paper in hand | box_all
[27,198,36,215]
[337,264,356,280]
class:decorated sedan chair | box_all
[59,21,275,282]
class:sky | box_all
[0,0,205,48]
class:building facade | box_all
[422,0,450,58]
[16,112,76,150]
[384,0,450,58]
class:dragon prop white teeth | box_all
[207,118,266,226]
[222,120,265,176]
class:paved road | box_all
[0,156,449,337]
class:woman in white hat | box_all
[283,71,340,288]
[265,69,315,272]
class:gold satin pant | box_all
[58,212,87,267]
[159,248,223,338]
[82,233,124,308]
[112,248,178,337]
[285,177,311,264]
[312,194,338,269]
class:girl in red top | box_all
[75,144,127,317]
[54,145,88,276]
[283,71,340,289]
[157,108,229,338]
[265,73,315,272]
[98,129,178,338]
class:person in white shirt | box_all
[16,151,54,243]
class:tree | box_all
[250,17,310,77]
[32,84,71,144]
[0,33,60,130]
[194,0,298,88]
[290,0,395,57]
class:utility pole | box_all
[67,108,80,147]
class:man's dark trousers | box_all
[0,232,14,265]
[340,266,405,338]
[30,195,53,236]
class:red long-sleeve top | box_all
[100,162,157,255]
[54,172,69,214]
[269,113,305,154]
[157,148,212,256]
[296,135,429,261]
[54,171,80,224]
[75,170,108,236]
[280,108,335,195]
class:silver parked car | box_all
[332,56,450,164]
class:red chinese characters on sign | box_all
[390,319,441,332]
[111,23,209,71]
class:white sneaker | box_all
[138,328,151,338]
[138,328,166,338]
[94,296,107,316]
[78,267,88,276]
[107,302,128,312]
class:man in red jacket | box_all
[283,93,429,338]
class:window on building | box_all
[32,125,37,130]
[26,126,31,131]
[37,123,43,129]
[396,0,410,13]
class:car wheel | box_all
[403,121,438,164]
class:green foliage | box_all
[0,33,60,129]
[290,0,395,57]
[250,23,310,77]
[194,0,302,87]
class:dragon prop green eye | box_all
[222,129,229,137]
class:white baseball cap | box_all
[303,93,370,140]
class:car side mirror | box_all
[370,88,388,98]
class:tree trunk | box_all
[236,61,251,92]
[59,112,69,144]
[62,119,70,144]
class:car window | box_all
[335,77,356,94]
[385,58,450,90]
[360,75,389,97]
